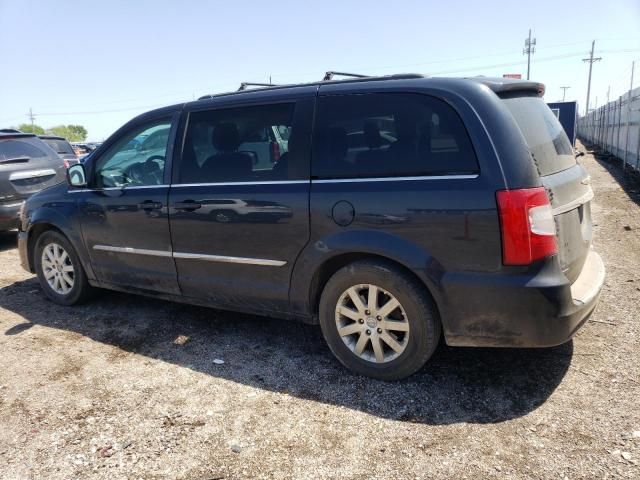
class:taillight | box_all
[270,142,280,163]
[496,187,557,265]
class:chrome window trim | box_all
[551,188,594,216]
[311,174,479,184]
[69,184,170,193]
[92,245,286,267]
[171,180,309,187]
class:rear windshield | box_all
[42,138,75,155]
[0,137,57,161]
[502,95,575,176]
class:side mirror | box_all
[67,163,87,188]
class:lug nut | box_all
[366,329,371,335]
[376,315,381,320]
[358,319,364,324]
[365,310,370,315]
[377,328,382,334]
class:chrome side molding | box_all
[92,245,286,267]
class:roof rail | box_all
[196,73,427,101]
[323,71,368,81]
[237,82,279,91]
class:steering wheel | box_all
[125,155,165,185]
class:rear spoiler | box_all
[0,133,36,140]
[467,77,545,97]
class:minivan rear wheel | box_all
[34,230,94,305]
[319,260,440,380]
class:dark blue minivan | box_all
[17,75,605,380]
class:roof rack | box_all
[322,71,368,81]
[196,73,426,101]
[237,82,279,91]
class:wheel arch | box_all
[25,213,96,281]
[290,230,446,322]
[308,252,442,320]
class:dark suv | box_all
[0,132,67,231]
[17,75,605,380]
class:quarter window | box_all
[178,103,295,183]
[93,117,172,188]
[312,93,479,179]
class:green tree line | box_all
[15,124,88,142]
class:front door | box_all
[168,97,313,313]
[78,113,180,294]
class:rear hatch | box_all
[502,94,592,282]
[0,135,67,203]
[40,136,79,165]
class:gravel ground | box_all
[0,141,638,479]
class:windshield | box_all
[502,95,575,176]
[43,138,75,155]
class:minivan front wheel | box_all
[34,231,93,305]
[319,260,440,380]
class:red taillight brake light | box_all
[496,187,557,265]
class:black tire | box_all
[319,260,440,380]
[34,230,94,305]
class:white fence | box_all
[577,86,640,172]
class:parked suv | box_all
[17,75,605,380]
[39,135,79,167]
[0,132,67,231]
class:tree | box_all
[47,124,88,142]
[17,123,45,135]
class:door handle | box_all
[173,200,202,211]
[138,201,163,210]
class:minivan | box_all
[17,75,605,380]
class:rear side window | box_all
[0,137,55,161]
[312,93,479,179]
[179,103,295,184]
[502,95,575,176]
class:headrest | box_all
[212,123,241,152]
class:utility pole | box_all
[606,85,611,104]
[523,29,536,80]
[623,60,635,172]
[560,86,570,102]
[27,108,36,128]
[582,40,602,114]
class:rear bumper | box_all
[442,250,606,347]
[0,201,23,231]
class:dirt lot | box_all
[0,142,638,479]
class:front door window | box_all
[93,118,172,188]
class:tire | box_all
[34,230,94,305]
[319,260,441,380]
